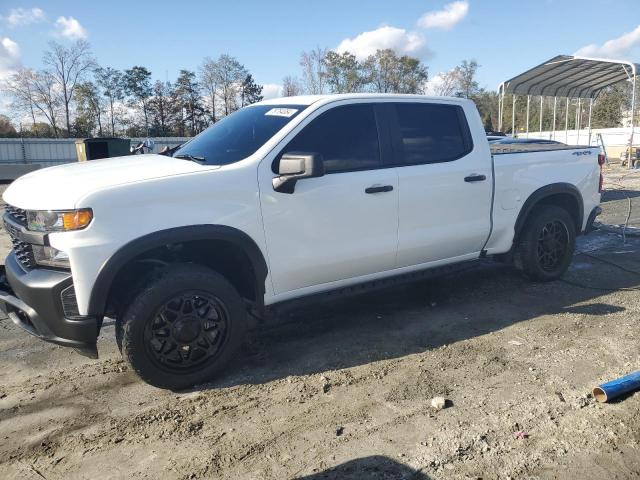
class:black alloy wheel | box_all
[516,205,576,282]
[118,264,246,390]
[144,292,229,371]
[536,220,569,272]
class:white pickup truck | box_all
[0,94,602,389]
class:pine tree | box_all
[174,70,205,136]
[240,74,263,107]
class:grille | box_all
[61,285,83,319]
[4,203,34,269]
[10,235,36,269]
[5,204,27,226]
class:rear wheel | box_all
[118,264,246,389]
[515,205,576,281]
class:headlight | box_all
[26,209,93,232]
[32,245,70,268]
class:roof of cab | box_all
[254,93,471,107]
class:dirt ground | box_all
[1,164,639,480]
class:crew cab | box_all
[0,94,602,389]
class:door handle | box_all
[464,174,486,182]
[365,185,394,194]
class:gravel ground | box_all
[0,165,639,479]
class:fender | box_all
[513,183,584,239]
[87,225,268,316]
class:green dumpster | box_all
[75,137,131,161]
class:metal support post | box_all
[552,96,557,140]
[526,95,530,138]
[565,98,569,143]
[539,96,544,135]
[576,98,582,144]
[512,95,516,136]
[630,71,637,169]
[587,98,593,145]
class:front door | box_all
[258,103,399,296]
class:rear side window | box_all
[277,104,381,173]
[394,103,473,165]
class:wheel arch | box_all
[513,183,584,242]
[87,225,268,317]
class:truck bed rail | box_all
[490,144,595,155]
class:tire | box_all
[515,205,576,282]
[118,263,247,390]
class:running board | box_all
[265,259,481,320]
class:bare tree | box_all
[5,68,63,137]
[4,68,39,133]
[29,70,62,137]
[95,66,124,135]
[300,47,328,94]
[198,55,247,119]
[199,57,219,124]
[282,76,303,96]
[43,40,96,137]
[431,69,460,96]
[213,55,247,116]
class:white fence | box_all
[0,137,190,166]
[517,127,636,159]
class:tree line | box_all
[282,47,429,96]
[3,41,264,138]
[1,40,634,139]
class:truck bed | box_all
[484,142,601,256]
[490,143,593,155]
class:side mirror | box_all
[272,152,324,193]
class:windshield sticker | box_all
[265,108,298,118]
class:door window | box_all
[394,103,473,165]
[276,104,381,173]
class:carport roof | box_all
[500,55,639,99]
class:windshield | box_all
[173,104,307,165]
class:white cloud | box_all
[417,1,469,30]
[0,37,21,80]
[1,37,20,58]
[575,25,640,59]
[262,83,282,100]
[54,16,87,40]
[335,2,468,60]
[336,26,429,60]
[3,7,46,27]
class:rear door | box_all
[389,101,493,267]
[258,102,399,296]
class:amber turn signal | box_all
[62,209,93,230]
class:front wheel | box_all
[118,264,247,389]
[515,205,576,282]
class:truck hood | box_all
[3,154,218,210]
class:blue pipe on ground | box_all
[593,371,640,403]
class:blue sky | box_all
[1,0,640,98]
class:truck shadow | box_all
[293,455,430,479]
[206,231,640,390]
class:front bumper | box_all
[0,252,99,358]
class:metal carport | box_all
[497,55,638,162]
